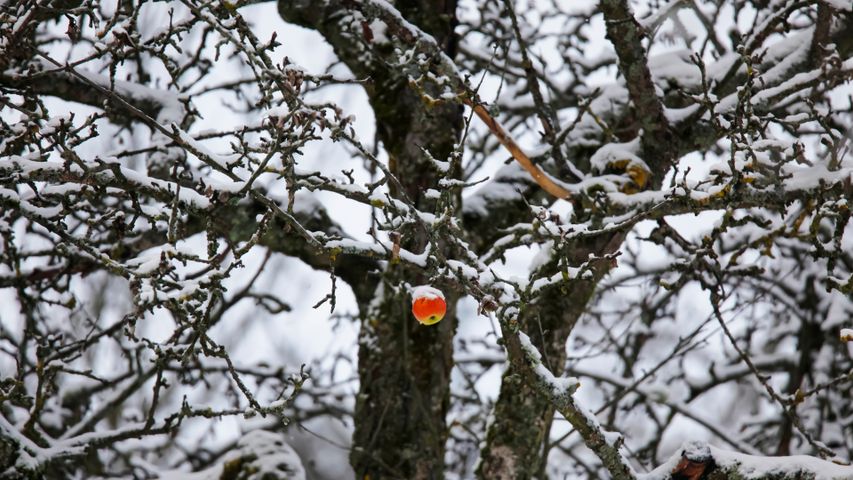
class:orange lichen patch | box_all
[608,158,650,194]
[625,163,650,190]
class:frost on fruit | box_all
[411,285,445,301]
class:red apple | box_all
[411,286,446,325]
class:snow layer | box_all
[411,285,445,301]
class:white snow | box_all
[589,137,648,174]
[156,430,306,480]
[517,331,580,397]
[411,285,445,301]
[641,442,853,480]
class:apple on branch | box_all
[411,285,446,325]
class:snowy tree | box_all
[1,0,853,479]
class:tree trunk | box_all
[276,1,463,477]
[477,232,623,479]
